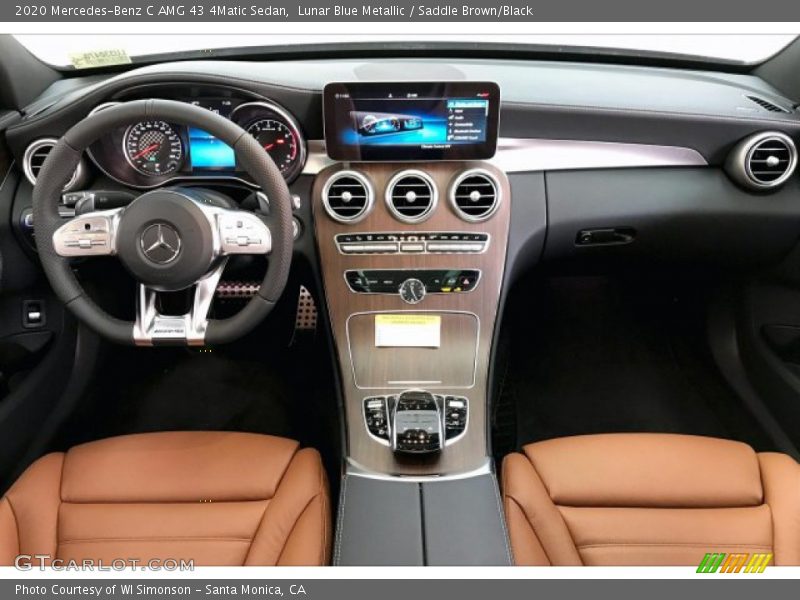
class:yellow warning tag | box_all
[69,49,131,70]
[375,314,441,348]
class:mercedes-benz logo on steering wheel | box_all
[140,223,182,264]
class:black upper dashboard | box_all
[6,57,800,168]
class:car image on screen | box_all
[351,111,424,136]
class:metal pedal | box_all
[294,285,318,332]
[290,285,318,347]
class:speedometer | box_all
[246,119,301,180]
[124,121,184,176]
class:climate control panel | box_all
[345,269,480,296]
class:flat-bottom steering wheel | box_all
[32,99,293,346]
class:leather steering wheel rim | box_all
[32,99,294,346]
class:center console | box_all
[314,81,512,564]
[314,160,510,476]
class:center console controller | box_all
[364,391,469,453]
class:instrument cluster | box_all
[87,97,307,189]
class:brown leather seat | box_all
[0,431,330,566]
[502,433,800,566]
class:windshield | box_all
[14,34,798,68]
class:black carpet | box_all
[497,276,776,453]
[51,310,341,461]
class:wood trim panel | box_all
[312,161,511,476]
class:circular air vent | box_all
[322,170,374,223]
[449,169,501,222]
[385,170,438,223]
[726,132,798,191]
[23,138,83,191]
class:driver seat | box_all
[0,431,330,566]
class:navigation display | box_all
[323,82,500,161]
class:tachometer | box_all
[124,121,184,176]
[246,119,301,180]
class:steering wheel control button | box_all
[140,223,182,264]
[218,212,271,255]
[399,278,426,304]
[53,212,119,257]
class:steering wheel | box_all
[32,99,293,346]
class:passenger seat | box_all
[502,433,800,565]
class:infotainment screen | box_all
[323,82,500,161]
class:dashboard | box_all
[6,57,800,478]
[6,58,800,272]
[86,93,306,189]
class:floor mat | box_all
[54,346,295,448]
[500,276,776,453]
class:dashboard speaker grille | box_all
[747,136,796,186]
[386,171,437,223]
[451,170,500,221]
[323,171,373,223]
[747,96,789,114]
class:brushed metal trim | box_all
[489,137,707,172]
[303,139,336,174]
[346,457,493,482]
[303,137,708,175]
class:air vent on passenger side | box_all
[746,96,790,114]
[449,169,501,222]
[322,170,374,223]
[23,138,83,192]
[725,132,798,191]
[385,170,437,223]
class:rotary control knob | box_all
[399,278,426,304]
